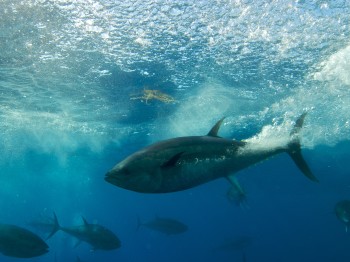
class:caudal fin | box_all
[46,212,61,239]
[288,113,318,182]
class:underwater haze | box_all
[1,0,350,261]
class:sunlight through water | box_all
[0,0,349,157]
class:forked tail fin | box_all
[46,212,61,239]
[288,113,318,182]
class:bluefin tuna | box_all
[105,113,317,194]
[48,213,121,251]
[213,236,252,252]
[137,216,188,235]
[0,224,49,258]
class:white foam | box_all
[242,123,291,153]
[159,79,264,139]
[312,44,350,86]
[263,43,350,148]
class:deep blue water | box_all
[1,1,350,261]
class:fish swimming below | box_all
[47,213,121,251]
[213,236,252,252]
[27,215,56,235]
[335,200,350,232]
[137,216,188,235]
[105,113,317,195]
[0,223,49,258]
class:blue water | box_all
[1,0,350,261]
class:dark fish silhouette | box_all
[213,236,252,252]
[28,216,56,235]
[137,216,188,235]
[335,200,350,232]
[106,113,317,195]
[48,213,121,250]
[0,223,48,258]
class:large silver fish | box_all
[105,113,317,194]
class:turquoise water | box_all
[1,0,350,261]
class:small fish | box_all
[0,223,48,258]
[130,89,176,104]
[213,236,252,252]
[48,213,121,251]
[137,216,188,235]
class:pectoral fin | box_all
[161,152,184,168]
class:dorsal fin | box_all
[81,217,89,227]
[161,152,184,168]
[207,117,225,137]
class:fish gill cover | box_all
[0,0,350,261]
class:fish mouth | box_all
[105,171,156,193]
[105,172,122,186]
[105,171,133,191]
